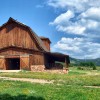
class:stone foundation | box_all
[63,68,69,74]
[31,65,45,72]
[31,65,68,74]
[44,68,68,74]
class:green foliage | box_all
[69,63,75,67]
[0,68,100,100]
[70,57,100,66]
[93,65,96,70]
[77,67,84,70]
[74,62,97,70]
[79,62,94,67]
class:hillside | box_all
[70,57,100,66]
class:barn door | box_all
[20,55,30,70]
[0,57,5,70]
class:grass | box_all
[0,67,100,100]
[0,67,91,79]
[0,79,100,100]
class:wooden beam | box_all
[65,57,68,68]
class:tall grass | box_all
[0,67,100,100]
[0,80,100,100]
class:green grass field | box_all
[0,67,100,100]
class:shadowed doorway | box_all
[6,58,20,70]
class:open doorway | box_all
[6,58,20,70]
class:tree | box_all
[78,62,96,70]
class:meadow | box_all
[0,67,100,100]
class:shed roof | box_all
[40,36,51,43]
[45,52,70,63]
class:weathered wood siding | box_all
[0,48,32,55]
[30,52,44,65]
[0,57,6,69]
[0,22,39,50]
[41,39,50,51]
[20,55,30,70]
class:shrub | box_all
[77,67,84,70]
[93,65,96,70]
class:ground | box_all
[0,67,100,100]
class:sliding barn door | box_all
[20,55,30,70]
[0,57,5,70]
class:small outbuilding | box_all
[0,18,70,72]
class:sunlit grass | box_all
[0,79,100,100]
[0,67,100,100]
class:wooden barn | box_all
[0,18,70,72]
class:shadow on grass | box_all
[0,94,45,100]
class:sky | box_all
[0,0,100,59]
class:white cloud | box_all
[47,0,89,12]
[48,0,100,59]
[49,10,74,25]
[80,7,100,21]
[49,0,100,37]
[57,25,86,35]
[48,0,100,12]
[53,37,100,59]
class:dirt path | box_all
[84,86,100,88]
[0,77,54,84]
[86,71,100,75]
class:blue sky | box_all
[0,0,100,59]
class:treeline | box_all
[70,62,96,70]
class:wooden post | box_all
[63,57,69,74]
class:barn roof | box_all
[0,17,49,52]
[0,17,70,61]
[45,52,70,63]
[40,36,51,43]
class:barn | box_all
[0,17,70,72]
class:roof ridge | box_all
[0,17,49,52]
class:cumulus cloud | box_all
[47,0,89,12]
[49,10,74,25]
[48,0,100,37]
[56,25,86,35]
[47,0,100,12]
[47,0,100,58]
[80,7,100,21]
[53,37,100,59]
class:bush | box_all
[93,65,96,70]
[77,67,84,70]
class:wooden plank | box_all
[20,56,30,70]
[5,55,20,58]
[41,39,50,51]
[0,58,5,70]
[0,22,39,50]
[29,53,44,65]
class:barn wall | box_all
[20,55,30,70]
[30,52,45,71]
[0,47,45,71]
[0,48,35,55]
[0,57,6,70]
[0,22,40,50]
[30,52,44,65]
[41,39,50,51]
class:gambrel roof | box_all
[0,17,70,63]
[0,17,49,52]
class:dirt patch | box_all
[0,70,20,72]
[84,86,100,88]
[0,77,54,84]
